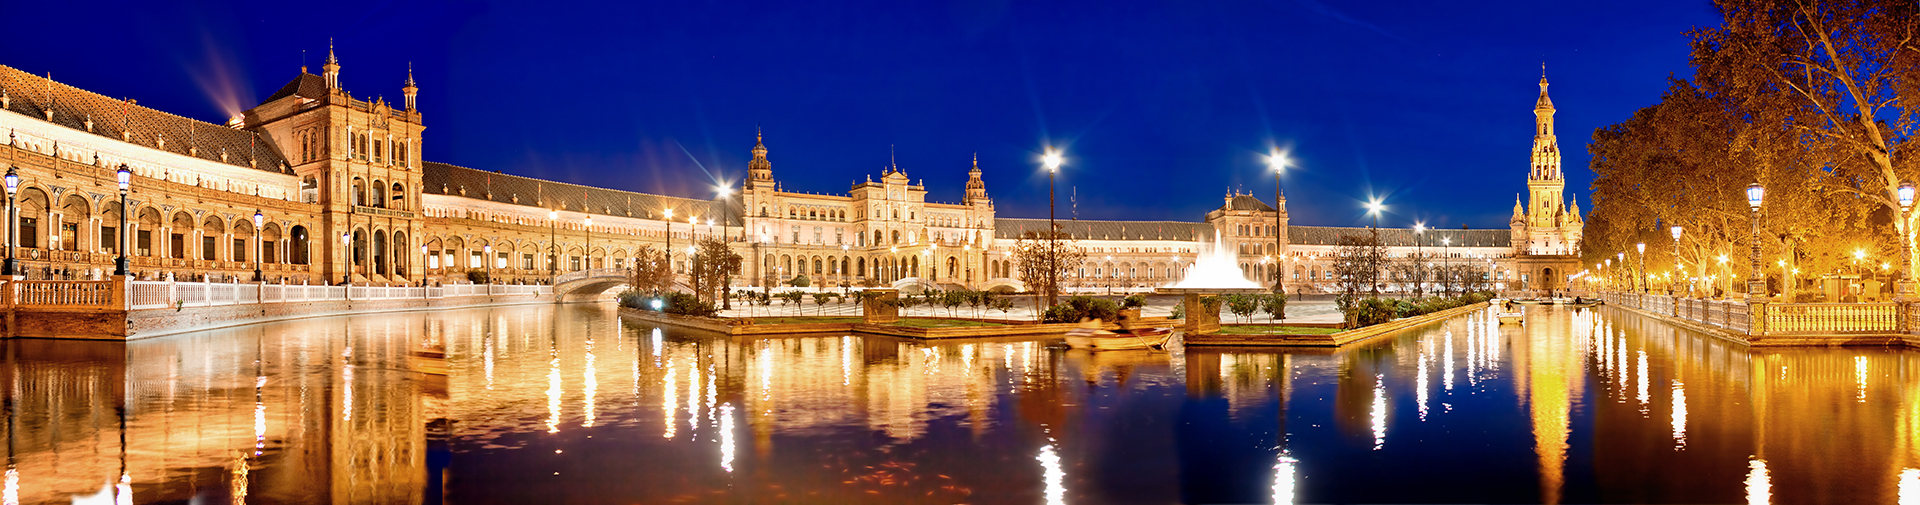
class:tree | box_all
[1331,234,1384,302]
[1586,0,1920,297]
[690,238,742,304]
[812,292,834,316]
[1261,293,1288,322]
[1013,230,1086,318]
[630,245,674,294]
[779,291,806,315]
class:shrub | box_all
[1043,295,1121,323]
[1226,294,1259,323]
[1260,293,1287,321]
[1353,298,1398,326]
[466,269,489,284]
[787,275,811,287]
[1120,294,1147,310]
[621,290,717,318]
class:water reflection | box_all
[0,304,1916,503]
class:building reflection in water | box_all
[2,302,1919,503]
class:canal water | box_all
[4,304,1916,504]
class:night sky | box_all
[6,1,1719,228]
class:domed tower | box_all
[746,128,773,189]
[963,154,989,205]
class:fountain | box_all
[1158,231,1271,334]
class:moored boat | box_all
[1498,312,1525,325]
[1065,326,1174,351]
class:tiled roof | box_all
[263,73,328,104]
[995,218,1214,241]
[422,162,733,223]
[1287,226,1511,247]
[1221,194,1274,212]
[0,65,291,173]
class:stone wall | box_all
[122,294,556,340]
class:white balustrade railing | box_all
[0,278,556,311]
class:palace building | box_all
[0,52,1580,295]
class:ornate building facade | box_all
[0,55,1580,293]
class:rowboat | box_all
[1497,312,1525,325]
[1065,326,1174,351]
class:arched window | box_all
[391,182,407,210]
[290,226,310,264]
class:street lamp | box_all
[1413,222,1425,296]
[1442,236,1452,296]
[420,244,429,286]
[1747,183,1765,299]
[341,232,352,285]
[252,210,264,281]
[1105,254,1114,296]
[1898,182,1916,299]
[3,166,16,276]
[483,244,493,292]
[1043,148,1063,309]
[549,209,559,279]
[1268,149,1289,294]
[114,165,131,276]
[664,208,675,277]
[716,183,733,241]
[1365,198,1384,296]
[1636,242,1647,294]
[1670,225,1683,295]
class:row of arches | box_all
[4,185,315,266]
[350,177,409,210]
[421,236,647,279]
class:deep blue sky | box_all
[6,1,1719,228]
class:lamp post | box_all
[548,209,559,280]
[664,208,674,279]
[1670,225,1683,296]
[1898,182,1916,301]
[1044,149,1063,309]
[483,244,493,295]
[1747,183,1765,300]
[1413,222,1425,296]
[3,166,16,277]
[421,245,429,286]
[1366,198,1384,297]
[341,232,352,285]
[584,216,593,271]
[253,210,264,282]
[1268,150,1289,294]
[1636,242,1647,294]
[1442,236,1452,297]
[1105,254,1114,296]
[114,165,131,276]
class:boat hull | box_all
[1066,328,1173,351]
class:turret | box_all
[402,63,418,111]
[963,153,989,205]
[322,39,341,91]
[747,128,773,187]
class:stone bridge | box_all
[552,268,632,302]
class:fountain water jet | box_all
[1158,231,1270,334]
[1170,231,1263,290]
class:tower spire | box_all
[402,62,418,111]
[322,38,342,90]
[747,128,773,185]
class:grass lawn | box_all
[1216,325,1344,335]
[887,318,1007,328]
[753,317,862,325]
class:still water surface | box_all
[4,304,1918,504]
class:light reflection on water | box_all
[0,303,1914,503]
